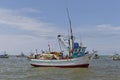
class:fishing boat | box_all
[30,9,96,68]
[0,51,9,58]
[30,42,96,68]
[93,54,99,59]
[112,53,120,60]
[0,54,9,58]
[16,52,26,58]
[27,49,39,59]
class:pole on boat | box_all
[66,8,74,57]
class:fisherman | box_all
[59,51,63,59]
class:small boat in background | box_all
[112,53,120,60]
[16,52,26,58]
[0,54,9,58]
[0,51,9,58]
[27,49,39,59]
[27,53,36,59]
[93,53,99,59]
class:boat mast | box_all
[66,8,74,57]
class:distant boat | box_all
[0,54,9,58]
[93,54,99,59]
[27,49,39,59]
[112,53,120,60]
[27,53,36,59]
[30,9,96,68]
[16,52,26,57]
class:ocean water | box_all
[0,56,120,80]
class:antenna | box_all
[79,35,83,47]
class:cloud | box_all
[97,24,120,31]
[96,24,120,38]
[0,8,43,31]
[74,24,120,40]
[0,34,54,54]
[0,8,63,38]
[0,8,65,54]
[72,24,120,55]
[20,8,41,13]
[0,8,120,55]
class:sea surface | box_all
[0,56,120,80]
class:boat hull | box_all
[30,53,94,68]
[31,63,89,68]
[31,64,89,68]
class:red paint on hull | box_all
[31,64,89,68]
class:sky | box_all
[0,0,120,55]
